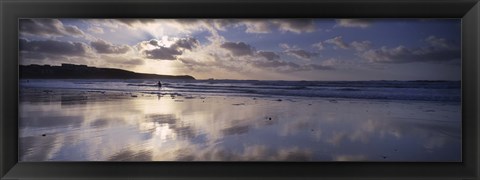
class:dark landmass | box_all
[20,64,195,80]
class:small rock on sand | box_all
[329,99,338,103]
[42,134,46,137]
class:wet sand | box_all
[19,87,461,161]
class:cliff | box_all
[20,64,196,80]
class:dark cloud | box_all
[139,37,199,60]
[336,19,372,28]
[171,37,199,50]
[20,19,84,37]
[20,38,89,56]
[273,19,316,33]
[90,39,130,54]
[220,42,254,56]
[149,39,159,46]
[257,51,280,60]
[144,47,182,60]
[360,36,460,63]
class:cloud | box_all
[20,19,85,37]
[272,19,316,34]
[285,49,318,59]
[360,36,460,63]
[20,38,89,56]
[242,21,273,33]
[336,19,372,28]
[171,37,199,50]
[257,51,280,60]
[115,19,157,27]
[279,43,292,49]
[220,42,254,56]
[88,26,104,34]
[138,37,200,60]
[324,37,371,52]
[350,41,372,52]
[252,59,333,72]
[176,39,333,75]
[312,42,325,51]
[325,36,349,49]
[144,47,182,60]
[279,43,318,60]
[425,35,449,48]
[184,19,317,34]
[90,39,131,54]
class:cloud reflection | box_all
[19,91,461,161]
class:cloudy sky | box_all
[19,19,461,80]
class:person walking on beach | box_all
[157,81,162,88]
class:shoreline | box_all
[19,86,461,105]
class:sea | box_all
[20,79,461,102]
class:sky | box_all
[19,19,461,81]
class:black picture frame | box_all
[1,0,479,179]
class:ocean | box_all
[20,79,461,102]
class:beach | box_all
[19,80,461,161]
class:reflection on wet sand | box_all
[19,88,461,161]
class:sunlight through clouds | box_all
[19,18,461,80]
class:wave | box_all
[20,79,461,102]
